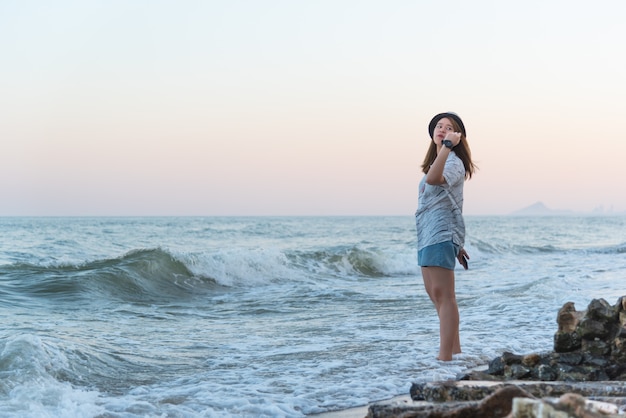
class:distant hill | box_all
[510,201,574,216]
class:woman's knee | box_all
[429,280,456,302]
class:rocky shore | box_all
[365,296,626,418]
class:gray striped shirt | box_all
[415,151,466,251]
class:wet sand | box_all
[307,395,413,418]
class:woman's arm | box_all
[425,147,451,185]
[425,132,462,185]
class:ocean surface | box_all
[1,216,625,417]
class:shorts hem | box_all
[418,241,459,270]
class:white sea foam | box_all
[0,335,105,418]
[182,247,308,287]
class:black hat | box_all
[428,112,466,139]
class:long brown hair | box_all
[421,117,477,179]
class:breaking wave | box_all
[0,245,417,304]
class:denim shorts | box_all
[418,241,459,270]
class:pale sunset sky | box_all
[1,0,625,216]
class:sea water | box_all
[0,216,625,417]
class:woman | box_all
[415,112,476,361]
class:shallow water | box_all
[1,216,625,417]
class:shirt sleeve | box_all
[442,153,465,187]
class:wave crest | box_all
[469,239,626,256]
[288,246,416,279]
[0,248,217,304]
[0,245,418,303]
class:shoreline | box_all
[309,380,626,417]
[308,395,414,418]
[307,363,491,417]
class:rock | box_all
[398,381,626,418]
[583,353,609,368]
[470,385,534,418]
[502,352,524,365]
[583,339,611,357]
[476,297,626,383]
[504,364,531,380]
[511,393,622,418]
[522,353,541,367]
[410,381,496,403]
[558,301,584,333]
[555,330,582,352]
[487,356,505,376]
[606,363,626,380]
[575,299,618,341]
[456,370,501,382]
[612,337,626,363]
[578,317,612,340]
[370,385,534,418]
[587,299,617,322]
[411,380,626,402]
[555,352,584,365]
[533,364,557,381]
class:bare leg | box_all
[422,266,461,361]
